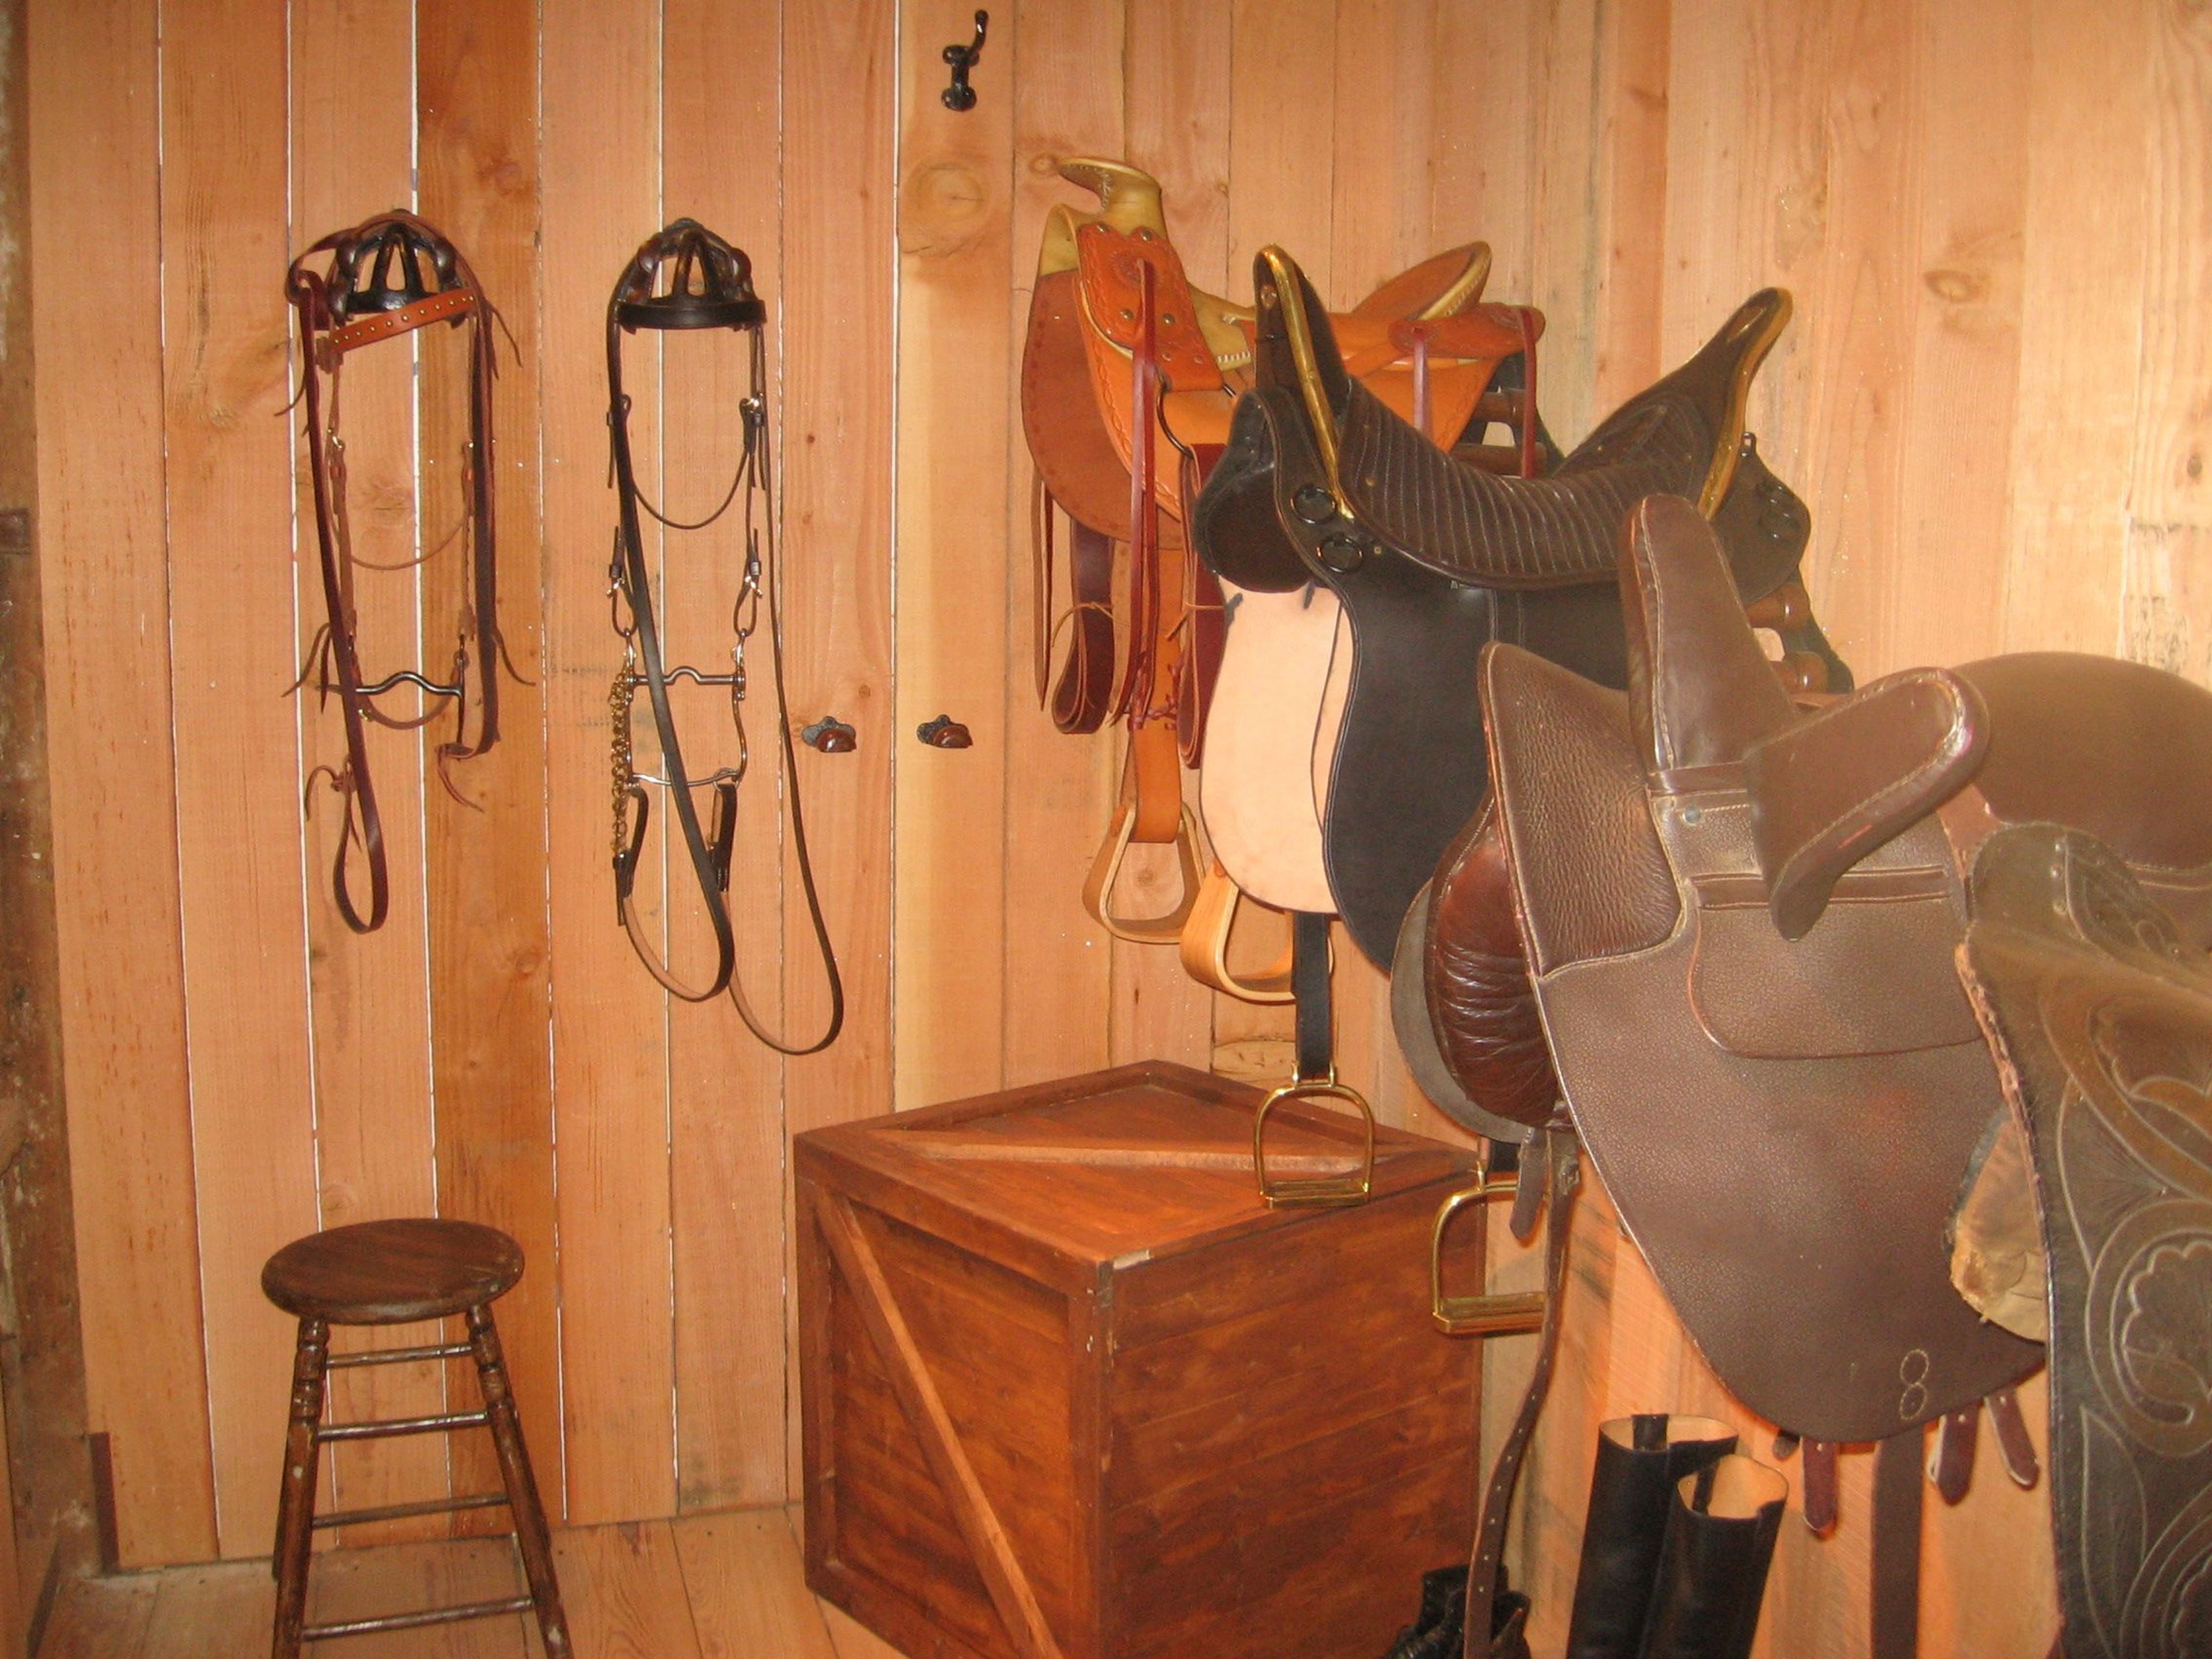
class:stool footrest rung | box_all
[316,1408,488,1442]
[326,1341,474,1370]
[310,1490,510,1531]
[302,1593,535,1642]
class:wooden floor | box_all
[40,1508,906,1659]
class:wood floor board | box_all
[302,1535,532,1658]
[672,1509,842,1659]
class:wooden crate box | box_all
[796,1060,1487,1659]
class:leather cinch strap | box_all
[604,219,842,1055]
[1463,1130,1579,1657]
[287,209,511,935]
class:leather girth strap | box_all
[1464,1131,1580,1657]
[605,219,842,1055]
[1871,1431,1924,1659]
[286,209,511,935]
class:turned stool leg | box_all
[271,1317,329,1659]
[467,1303,571,1658]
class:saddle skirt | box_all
[1480,495,2037,1442]
[1956,824,2212,1659]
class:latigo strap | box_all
[604,219,841,1055]
[286,209,513,934]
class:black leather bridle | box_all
[605,219,842,1054]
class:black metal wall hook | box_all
[941,10,987,111]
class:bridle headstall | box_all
[604,219,843,1055]
[286,210,513,934]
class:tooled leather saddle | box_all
[1191,249,1849,971]
[1449,493,2212,1656]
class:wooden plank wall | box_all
[21,0,2203,1652]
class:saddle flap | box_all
[1620,495,1797,780]
[1744,667,1990,941]
[1668,800,1982,1058]
[1478,641,1678,980]
[1075,222,1224,393]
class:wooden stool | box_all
[260,1218,571,1658]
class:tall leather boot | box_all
[1563,1415,1738,1658]
[1380,1566,1464,1659]
[1639,1453,1788,1659]
[1374,1563,1529,1659]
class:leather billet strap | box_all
[1292,910,1332,1084]
[1463,1131,1580,1657]
[605,219,842,1055]
[287,209,509,935]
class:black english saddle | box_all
[1191,248,1848,967]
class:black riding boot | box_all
[1563,1414,1738,1658]
[1639,1453,1787,1659]
[1376,1563,1529,1659]
[1381,1566,1465,1659]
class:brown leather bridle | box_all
[287,210,510,933]
[605,219,842,1055]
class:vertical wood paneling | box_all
[158,0,320,1558]
[1891,0,2028,669]
[662,0,793,1514]
[998,0,1121,1091]
[540,0,675,1525]
[2000,0,2154,657]
[416,0,565,1525]
[289,0,449,1540]
[780,0,897,1488]
[24,0,214,1572]
[893,0,1017,1110]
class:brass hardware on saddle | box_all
[940,10,987,111]
[801,716,857,753]
[915,714,972,748]
[1430,1172,1546,1335]
[1251,1077,1374,1208]
[287,210,516,935]
[606,218,842,1055]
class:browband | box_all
[605,219,843,1055]
[286,209,512,934]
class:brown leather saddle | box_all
[1190,249,1849,969]
[1956,824,2212,1659]
[286,210,513,934]
[1450,494,2212,1653]
[1020,163,1547,985]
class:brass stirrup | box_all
[1430,1168,1547,1335]
[1252,1075,1375,1209]
[1178,861,1294,1002]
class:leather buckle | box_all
[1430,1173,1547,1335]
[1177,861,1293,1002]
[1082,801,1202,945]
[1252,1078,1374,1209]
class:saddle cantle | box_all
[1191,248,1849,967]
[1477,494,2035,1444]
[1957,825,2212,1659]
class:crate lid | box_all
[796,1060,1480,1287]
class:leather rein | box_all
[287,209,510,934]
[604,219,842,1055]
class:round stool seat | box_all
[262,1219,523,1324]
